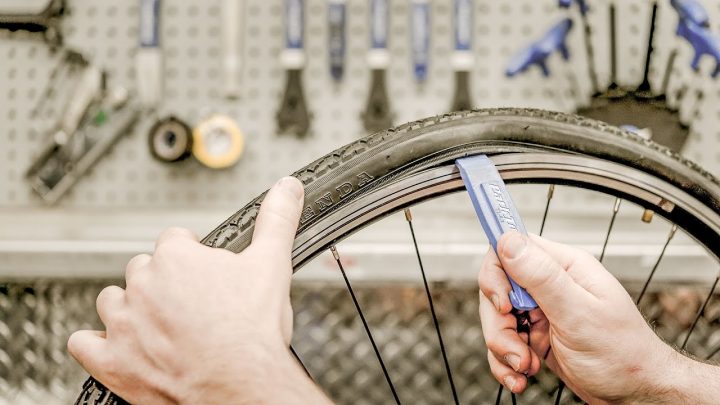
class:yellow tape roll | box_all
[192,115,244,169]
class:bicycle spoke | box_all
[554,383,566,405]
[599,198,621,262]
[495,384,504,405]
[290,345,313,381]
[636,225,677,305]
[404,209,459,404]
[681,274,720,350]
[330,246,401,405]
[539,185,555,237]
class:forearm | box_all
[182,346,333,405]
[640,350,720,404]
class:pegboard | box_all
[1,0,720,276]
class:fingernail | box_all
[491,294,501,312]
[502,232,527,260]
[503,376,516,392]
[276,177,304,201]
[504,354,521,371]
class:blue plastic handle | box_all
[411,1,430,83]
[139,0,160,47]
[670,0,709,27]
[456,155,538,311]
[286,0,304,49]
[370,0,389,49]
[454,0,472,51]
[506,18,573,77]
[328,1,346,81]
[676,18,720,77]
[558,0,588,16]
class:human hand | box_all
[68,177,331,404]
[478,232,683,403]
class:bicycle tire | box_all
[76,108,720,404]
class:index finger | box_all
[478,248,513,314]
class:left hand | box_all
[68,177,331,404]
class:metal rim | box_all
[292,151,720,269]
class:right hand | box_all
[478,232,683,403]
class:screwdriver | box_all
[449,0,473,111]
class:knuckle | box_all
[96,286,120,308]
[483,332,503,354]
[125,271,150,296]
[108,310,131,333]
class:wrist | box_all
[179,342,301,404]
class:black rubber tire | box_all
[202,107,720,256]
[77,107,720,404]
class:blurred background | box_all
[2,0,720,403]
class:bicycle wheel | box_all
[76,108,720,404]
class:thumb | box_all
[497,232,592,323]
[251,177,305,254]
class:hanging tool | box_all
[456,155,537,311]
[28,53,104,163]
[661,0,709,106]
[222,0,245,99]
[506,18,573,77]
[635,2,659,96]
[560,0,598,94]
[670,0,709,27]
[328,0,346,82]
[148,116,193,163]
[605,1,624,95]
[362,0,393,133]
[192,114,245,169]
[136,0,163,109]
[27,86,140,204]
[277,0,311,136]
[410,0,430,84]
[675,17,720,77]
[449,0,473,111]
[558,0,588,16]
[0,0,64,46]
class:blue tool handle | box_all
[670,0,709,27]
[558,0,588,16]
[456,155,538,311]
[506,18,572,77]
[370,0,389,49]
[328,1,346,80]
[454,0,472,51]
[139,0,160,47]
[411,1,430,82]
[286,0,304,50]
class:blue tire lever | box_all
[456,155,538,311]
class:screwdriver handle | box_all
[410,0,430,83]
[456,156,538,311]
[328,0,346,81]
